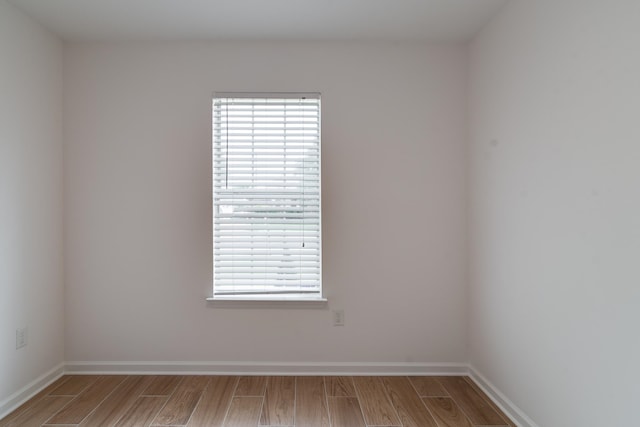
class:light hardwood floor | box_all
[0,375,516,427]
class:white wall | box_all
[64,42,468,364]
[469,1,640,425]
[0,0,64,405]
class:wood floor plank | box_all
[114,397,167,427]
[151,376,210,426]
[235,376,267,396]
[408,376,450,397]
[223,397,263,427]
[78,375,155,427]
[187,376,238,427]
[324,376,356,397]
[436,377,506,425]
[48,375,100,396]
[0,376,70,426]
[328,397,365,427]
[380,376,438,427]
[44,376,126,425]
[0,396,73,427]
[295,376,330,427]
[141,376,183,396]
[352,376,401,426]
[424,397,473,427]
[260,376,294,425]
[462,377,516,427]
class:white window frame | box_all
[209,92,323,302]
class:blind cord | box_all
[225,100,229,189]
[302,97,306,249]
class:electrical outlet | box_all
[16,327,27,349]
[332,309,345,326]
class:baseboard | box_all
[468,365,539,427]
[0,362,65,420]
[64,360,468,376]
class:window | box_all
[212,93,322,300]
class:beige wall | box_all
[63,42,469,364]
[469,0,640,425]
[0,0,64,406]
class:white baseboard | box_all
[468,365,539,427]
[64,360,468,376]
[0,363,65,421]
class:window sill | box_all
[206,296,328,309]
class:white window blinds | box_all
[212,93,322,299]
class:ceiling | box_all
[8,0,508,42]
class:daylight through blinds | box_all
[212,93,321,298]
